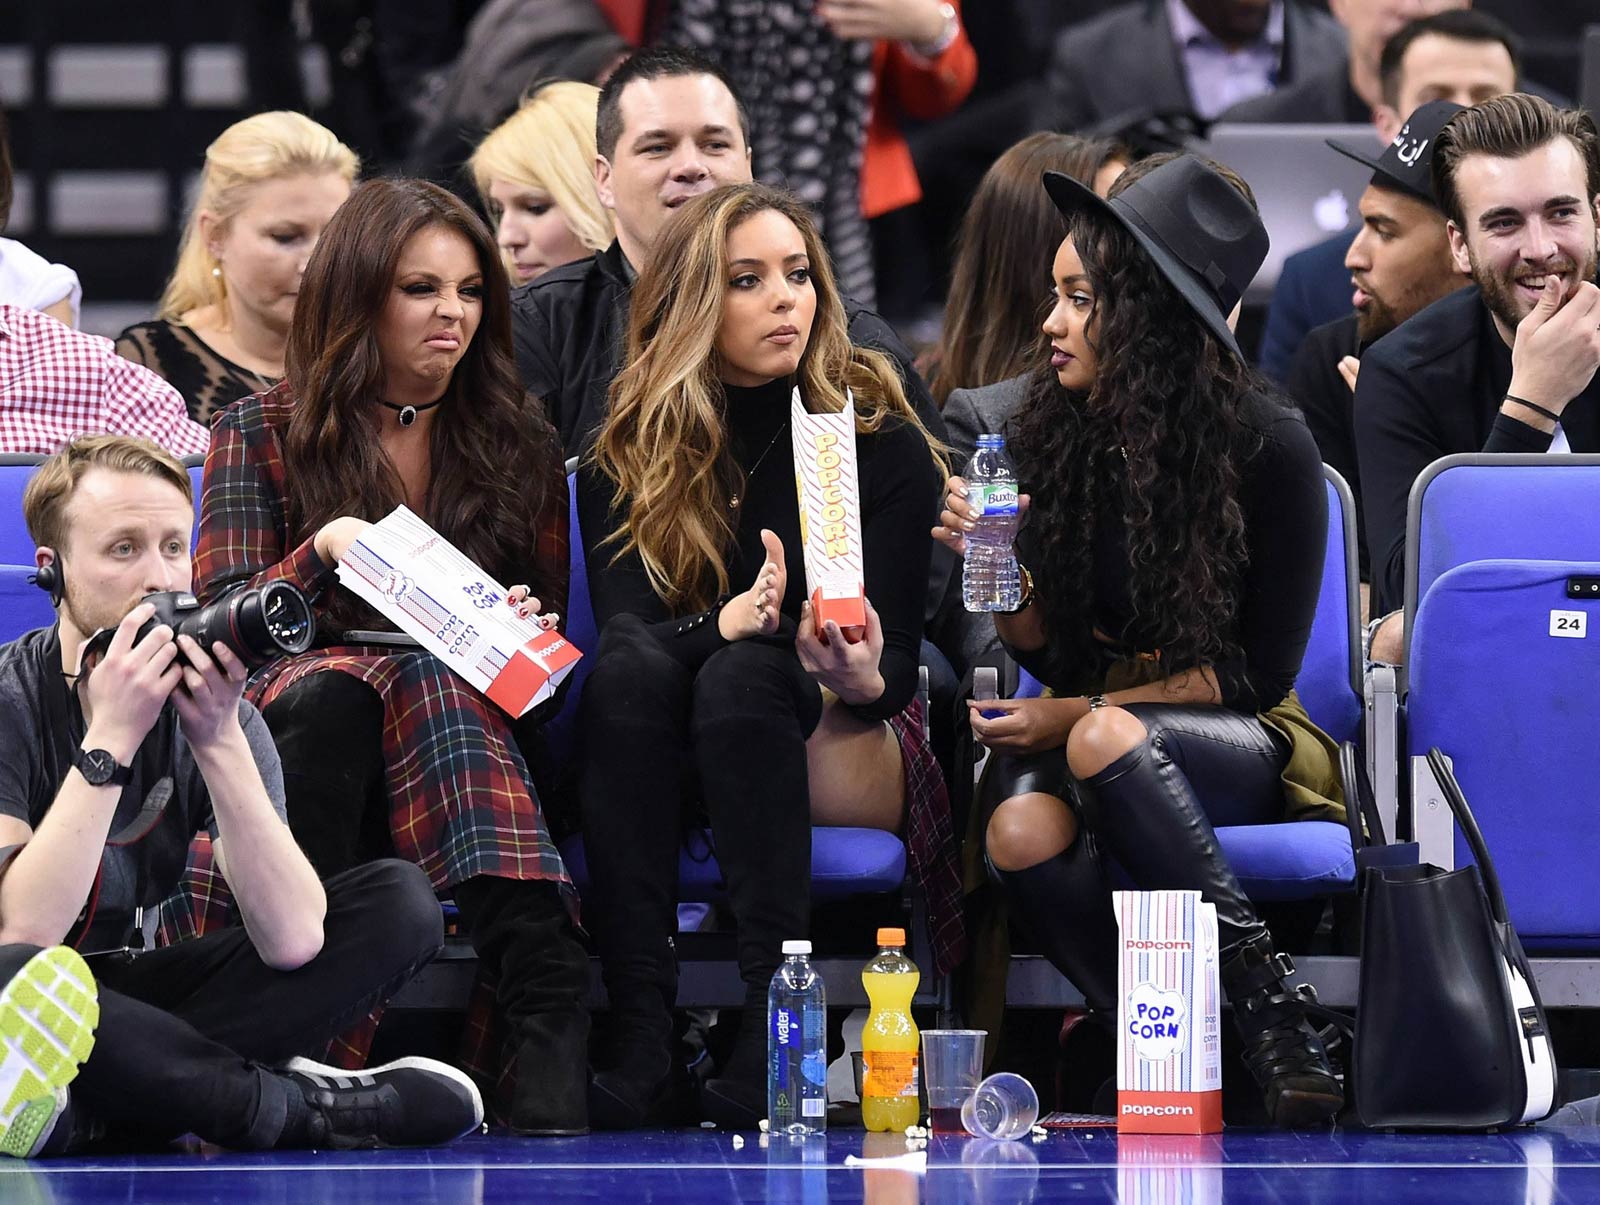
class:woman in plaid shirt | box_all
[194,179,588,1136]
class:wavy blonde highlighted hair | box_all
[469,81,613,274]
[159,111,359,320]
[595,182,945,610]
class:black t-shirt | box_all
[1010,396,1328,715]
[0,626,286,951]
[1286,313,1368,579]
[1353,282,1600,614]
[577,376,940,723]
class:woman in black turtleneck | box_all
[573,183,945,1131]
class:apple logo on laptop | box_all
[1314,189,1350,233]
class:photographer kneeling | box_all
[0,435,481,1157]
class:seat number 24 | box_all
[1550,610,1588,639]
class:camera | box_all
[84,583,316,669]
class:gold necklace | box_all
[729,420,790,511]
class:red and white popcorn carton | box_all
[336,506,582,717]
[1114,890,1223,1134]
[791,387,866,642]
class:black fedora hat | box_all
[1043,156,1269,357]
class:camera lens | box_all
[260,582,313,650]
[180,582,316,667]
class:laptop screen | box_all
[1186,123,1379,304]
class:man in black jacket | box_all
[1353,93,1600,659]
[1286,100,1468,593]
[509,45,946,460]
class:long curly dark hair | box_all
[1009,205,1269,690]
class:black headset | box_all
[31,553,63,606]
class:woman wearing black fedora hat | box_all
[934,154,1348,1129]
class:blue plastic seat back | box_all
[1409,455,1600,616]
[186,457,205,552]
[0,565,59,645]
[1295,468,1361,744]
[1408,559,1600,945]
[0,458,44,565]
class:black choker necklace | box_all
[378,399,443,427]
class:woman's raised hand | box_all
[719,529,787,642]
[507,583,560,631]
[313,516,373,566]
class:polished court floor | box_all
[9,1125,1600,1203]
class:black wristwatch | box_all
[72,746,132,788]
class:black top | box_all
[1216,60,1369,124]
[1353,281,1600,614]
[115,319,278,427]
[1009,398,1328,715]
[0,625,285,952]
[1286,312,1368,579]
[513,239,956,616]
[577,375,939,723]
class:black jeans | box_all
[0,858,444,1151]
[983,704,1290,1005]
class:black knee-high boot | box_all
[453,877,590,1135]
[578,617,696,1129]
[1077,744,1342,1128]
[991,838,1119,1012]
[688,639,821,1129]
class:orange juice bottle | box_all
[861,927,920,1132]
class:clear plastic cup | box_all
[961,1072,1040,1140]
[920,1029,987,1132]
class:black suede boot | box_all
[992,837,1119,1012]
[1221,933,1343,1129]
[1079,741,1342,1129]
[690,641,820,1130]
[453,877,592,1135]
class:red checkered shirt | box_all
[0,303,208,456]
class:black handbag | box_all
[1353,748,1557,1129]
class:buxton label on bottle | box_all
[971,483,1018,517]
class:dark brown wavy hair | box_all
[282,177,562,625]
[1010,199,1273,690]
[930,133,1128,405]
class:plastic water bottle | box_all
[962,434,1022,612]
[769,940,828,1134]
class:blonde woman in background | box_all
[116,112,358,424]
[469,81,612,286]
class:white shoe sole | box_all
[0,947,98,1158]
[283,1054,486,1135]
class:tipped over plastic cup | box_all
[961,1072,1039,1140]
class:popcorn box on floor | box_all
[791,387,866,641]
[1114,890,1223,1134]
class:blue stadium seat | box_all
[1007,465,1361,900]
[0,564,60,644]
[1407,559,1600,947]
[1404,454,1600,668]
[547,471,912,914]
[0,455,46,565]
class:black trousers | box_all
[578,614,823,1012]
[983,704,1290,1006]
[0,859,444,1151]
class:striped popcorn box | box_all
[791,386,866,642]
[1114,890,1223,1134]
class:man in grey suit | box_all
[1046,0,1346,133]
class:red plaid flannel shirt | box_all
[0,304,208,456]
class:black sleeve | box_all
[576,463,734,671]
[510,285,564,434]
[1045,30,1093,130]
[941,387,984,475]
[1213,415,1328,713]
[1286,327,1368,579]
[851,418,942,723]
[1354,345,1554,613]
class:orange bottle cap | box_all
[876,927,906,946]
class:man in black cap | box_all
[1354,93,1600,659]
[1285,100,1469,593]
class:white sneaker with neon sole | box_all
[0,946,98,1158]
